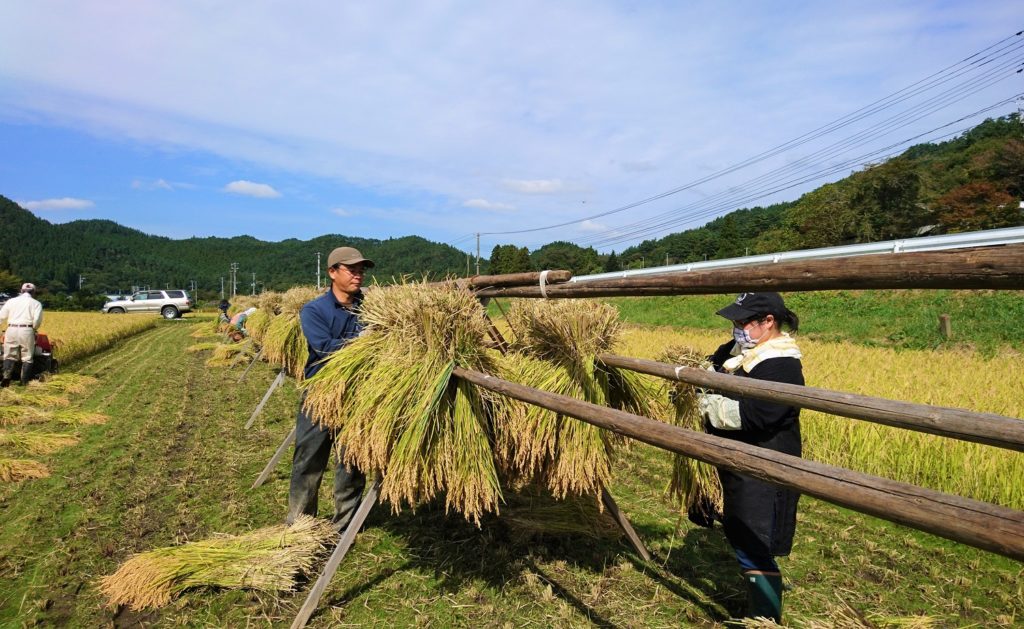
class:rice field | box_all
[617,325,1024,510]
[23,311,162,365]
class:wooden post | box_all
[252,426,296,489]
[601,488,652,561]
[597,354,1024,452]
[245,369,286,429]
[452,366,1024,561]
[475,245,1024,298]
[237,347,265,382]
[290,477,382,629]
[939,313,952,339]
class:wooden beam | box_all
[451,366,1024,562]
[597,354,1024,452]
[600,488,652,561]
[452,269,572,290]
[251,426,296,489]
[475,245,1024,298]
[244,369,286,429]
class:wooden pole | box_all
[475,245,1024,298]
[938,313,952,339]
[449,269,572,290]
[245,369,286,429]
[291,477,382,629]
[600,488,652,561]
[451,366,1024,561]
[598,354,1024,452]
[237,347,265,382]
[252,426,296,489]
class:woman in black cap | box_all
[699,291,803,623]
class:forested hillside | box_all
[2,115,1021,300]
[0,199,472,300]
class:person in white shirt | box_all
[0,282,44,387]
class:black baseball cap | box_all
[716,292,786,321]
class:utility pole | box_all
[316,252,321,290]
[220,277,225,299]
[466,253,470,277]
[251,272,256,296]
[475,233,481,275]
[78,274,85,290]
[230,263,239,298]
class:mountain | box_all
[0,199,475,299]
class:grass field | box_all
[0,320,1020,627]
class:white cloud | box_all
[500,179,567,195]
[222,180,281,198]
[19,197,94,211]
[463,198,515,212]
[579,219,609,232]
[330,207,353,217]
[132,177,192,190]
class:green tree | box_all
[603,251,619,272]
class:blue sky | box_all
[1,2,1020,255]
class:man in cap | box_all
[0,283,44,387]
[286,246,375,532]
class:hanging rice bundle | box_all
[0,430,79,455]
[99,515,334,611]
[303,281,512,524]
[204,339,256,368]
[500,299,660,499]
[261,286,319,379]
[244,291,285,346]
[27,374,98,395]
[0,457,49,482]
[659,345,723,523]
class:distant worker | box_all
[0,283,44,387]
[698,292,803,624]
[228,306,257,341]
[218,298,231,323]
[287,246,374,533]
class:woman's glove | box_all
[698,393,742,430]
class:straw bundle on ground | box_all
[0,457,49,482]
[0,405,107,427]
[0,389,70,408]
[99,515,334,611]
[204,339,256,368]
[262,286,319,379]
[500,299,659,499]
[27,374,98,395]
[498,485,621,542]
[0,406,45,426]
[659,345,723,522]
[51,409,109,426]
[0,430,79,455]
[302,281,512,524]
[186,342,221,353]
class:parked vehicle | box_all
[102,289,193,319]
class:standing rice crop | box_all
[658,345,723,522]
[98,515,335,610]
[302,281,511,524]
[262,286,319,379]
[500,299,660,499]
[0,457,49,482]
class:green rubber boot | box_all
[744,570,783,623]
[0,359,13,388]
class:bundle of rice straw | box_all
[0,406,44,427]
[303,281,512,524]
[262,286,319,379]
[0,430,79,455]
[51,409,109,426]
[204,339,256,368]
[498,484,621,542]
[500,299,659,500]
[0,388,70,408]
[244,291,284,346]
[659,345,723,522]
[99,515,334,611]
[0,457,49,482]
[27,374,98,395]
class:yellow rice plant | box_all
[619,326,1024,510]
[0,430,79,455]
[498,484,621,542]
[658,345,723,521]
[0,405,107,427]
[303,281,511,524]
[0,406,46,426]
[0,457,49,482]
[0,388,70,408]
[186,342,221,353]
[261,286,319,379]
[24,312,159,365]
[204,339,256,368]
[500,299,660,499]
[51,410,109,426]
[27,374,98,395]
[99,515,334,611]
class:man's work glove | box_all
[698,392,742,430]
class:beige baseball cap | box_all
[327,247,375,268]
